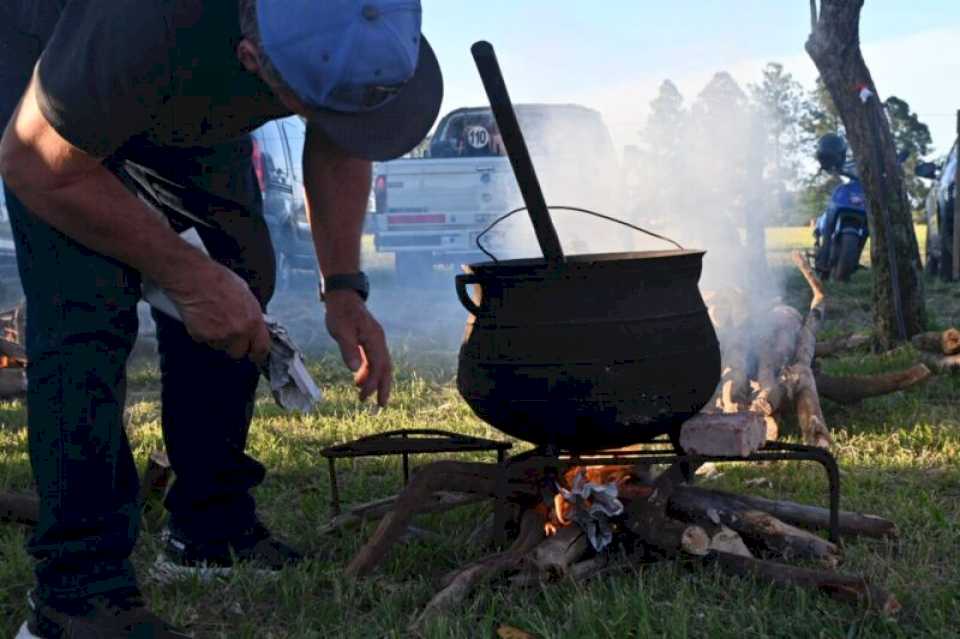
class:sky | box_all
[422,0,960,156]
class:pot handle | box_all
[455,274,483,316]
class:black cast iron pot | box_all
[456,249,721,450]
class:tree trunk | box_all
[953,110,960,279]
[806,0,926,349]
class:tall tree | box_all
[807,0,926,348]
[797,77,844,222]
[884,96,933,208]
[645,79,687,155]
[628,80,690,224]
[749,63,808,190]
[800,77,843,141]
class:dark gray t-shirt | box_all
[4,1,293,207]
[36,1,292,158]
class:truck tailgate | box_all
[379,158,512,219]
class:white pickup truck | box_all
[369,104,622,278]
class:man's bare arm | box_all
[0,77,270,361]
[303,125,371,276]
[303,123,392,405]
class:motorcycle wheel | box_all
[832,233,860,282]
[814,246,831,281]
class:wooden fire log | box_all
[916,352,960,374]
[789,251,831,448]
[751,305,804,440]
[815,332,871,358]
[346,460,543,578]
[530,524,590,577]
[317,491,484,536]
[709,551,901,616]
[716,510,839,567]
[911,328,960,355]
[669,485,898,540]
[815,364,932,404]
[412,509,547,630]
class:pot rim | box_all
[464,249,705,272]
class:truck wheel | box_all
[832,234,860,282]
[275,250,292,293]
[395,252,434,282]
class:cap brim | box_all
[307,36,443,162]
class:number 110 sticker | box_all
[465,126,490,149]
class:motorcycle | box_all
[813,165,868,282]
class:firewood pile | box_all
[331,449,901,630]
[704,252,932,447]
[0,301,27,398]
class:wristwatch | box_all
[319,271,370,302]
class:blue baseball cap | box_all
[257,0,443,161]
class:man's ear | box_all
[236,39,262,74]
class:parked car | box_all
[369,104,622,280]
[250,116,318,291]
[917,140,958,281]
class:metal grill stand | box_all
[321,429,512,516]
[493,438,841,545]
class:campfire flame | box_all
[543,466,633,537]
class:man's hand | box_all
[324,290,392,406]
[167,259,271,364]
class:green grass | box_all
[2,232,959,638]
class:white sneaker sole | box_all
[148,554,280,585]
[15,622,40,639]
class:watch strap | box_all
[320,272,370,302]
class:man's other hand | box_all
[324,290,393,407]
[170,260,271,364]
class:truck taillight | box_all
[251,140,266,193]
[374,175,387,213]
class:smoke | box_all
[142,77,795,367]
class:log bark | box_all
[669,485,898,539]
[917,352,960,374]
[911,328,960,355]
[815,332,871,357]
[708,527,753,559]
[710,551,901,616]
[530,525,590,576]
[750,305,804,439]
[317,491,484,536]
[412,509,546,629]
[346,460,540,577]
[719,334,750,413]
[788,252,831,447]
[815,364,931,404]
[806,0,926,349]
[722,510,840,567]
